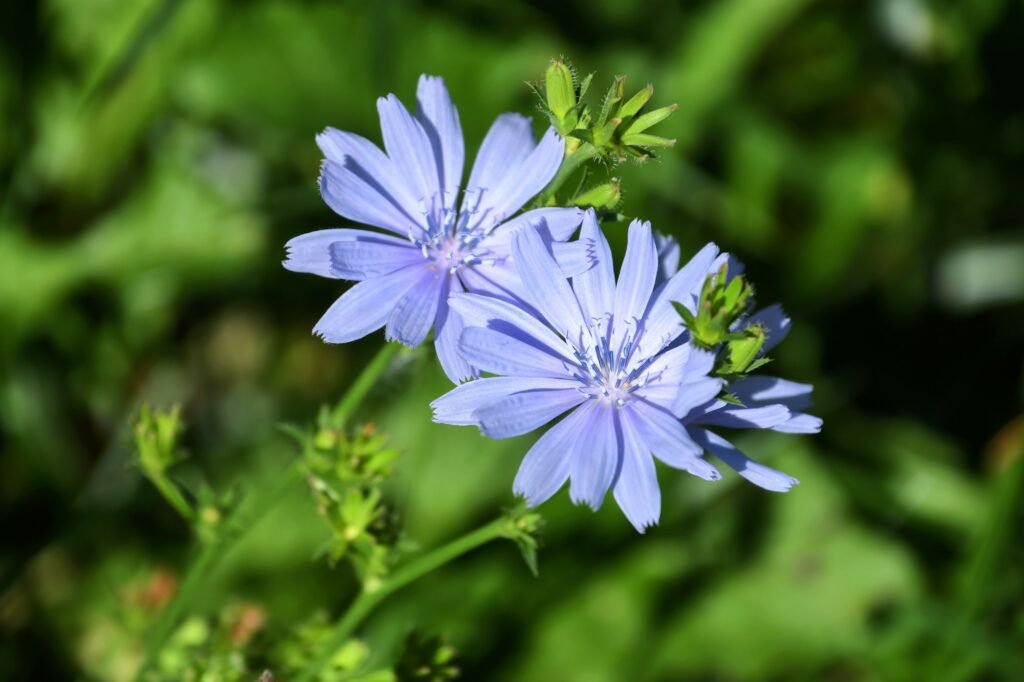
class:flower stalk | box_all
[294,511,538,682]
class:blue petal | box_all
[511,227,585,337]
[613,220,658,328]
[673,378,725,419]
[573,209,615,322]
[485,127,564,220]
[630,345,690,409]
[433,277,475,384]
[550,241,594,278]
[476,389,586,439]
[458,327,571,379]
[488,207,584,244]
[313,264,426,343]
[627,401,721,481]
[697,404,792,429]
[614,411,661,532]
[513,404,594,507]
[448,293,574,362]
[328,238,421,279]
[456,264,524,306]
[692,428,798,492]
[568,402,620,509]
[415,75,464,208]
[319,160,423,235]
[377,94,441,204]
[654,232,680,285]
[316,128,422,227]
[284,229,391,279]
[748,304,791,352]
[385,270,445,346]
[431,376,576,425]
[465,113,535,195]
[642,242,721,348]
[729,375,814,411]
[772,413,823,434]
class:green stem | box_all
[294,516,510,682]
[133,342,400,682]
[329,343,401,427]
[147,473,195,524]
[535,144,598,206]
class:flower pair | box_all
[285,75,820,531]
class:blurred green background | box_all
[2,0,1023,680]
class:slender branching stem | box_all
[294,516,511,682]
[133,342,401,682]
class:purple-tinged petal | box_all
[316,128,422,223]
[432,376,577,425]
[313,263,425,343]
[476,389,586,439]
[697,404,792,430]
[378,94,441,203]
[628,401,721,481]
[385,270,445,346]
[729,375,814,411]
[319,160,422,235]
[673,378,725,419]
[614,220,658,328]
[329,238,421,279]
[654,232,680,285]
[512,227,585,337]
[748,304,791,352]
[568,403,619,509]
[514,404,595,507]
[458,327,571,379]
[772,413,823,434]
[434,277,475,384]
[448,293,573,362]
[415,75,464,208]
[486,127,565,219]
[692,428,798,492]
[573,209,615,323]
[642,242,721,347]
[466,113,535,194]
[614,412,661,532]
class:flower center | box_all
[408,192,506,274]
[571,320,652,408]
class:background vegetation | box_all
[2,0,1023,679]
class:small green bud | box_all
[717,324,767,376]
[617,84,654,120]
[623,104,678,135]
[673,264,756,350]
[570,179,622,210]
[620,132,676,149]
[545,59,577,123]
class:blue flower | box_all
[431,210,726,532]
[284,75,585,383]
[681,299,823,492]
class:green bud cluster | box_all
[500,504,545,577]
[301,421,404,584]
[540,59,677,164]
[134,404,239,539]
[672,264,772,385]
